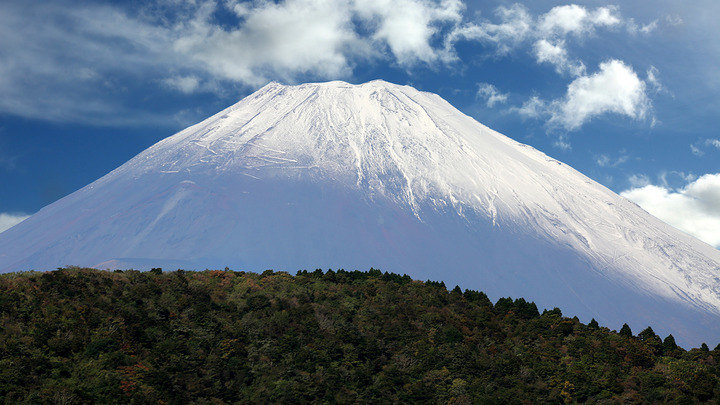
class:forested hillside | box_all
[1,268,719,403]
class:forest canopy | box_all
[1,267,719,403]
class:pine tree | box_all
[588,318,599,329]
[619,323,633,337]
[638,326,657,341]
[663,334,678,352]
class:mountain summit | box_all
[2,80,719,346]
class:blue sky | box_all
[1,0,719,246]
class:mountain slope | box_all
[1,80,719,346]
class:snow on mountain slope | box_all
[1,80,720,346]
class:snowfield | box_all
[1,80,719,347]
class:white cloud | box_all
[628,174,651,187]
[554,139,571,151]
[516,59,651,132]
[476,82,508,107]
[0,1,180,125]
[0,213,29,234]
[446,3,652,74]
[450,3,621,55]
[162,75,202,94]
[0,0,471,124]
[0,0,662,130]
[533,39,585,76]
[358,0,463,65]
[175,0,466,85]
[627,19,658,34]
[646,66,663,92]
[690,138,720,156]
[595,152,629,167]
[621,173,720,248]
[446,4,532,55]
[174,0,364,86]
[538,5,621,37]
[515,96,546,118]
[549,59,651,130]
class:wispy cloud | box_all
[0,1,183,126]
[691,138,720,156]
[595,151,629,167]
[476,83,508,107]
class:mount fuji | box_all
[2,80,720,346]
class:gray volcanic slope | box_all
[1,80,719,347]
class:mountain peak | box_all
[2,80,720,347]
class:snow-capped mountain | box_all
[2,80,719,347]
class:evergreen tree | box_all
[701,343,710,352]
[619,323,633,337]
[638,326,656,341]
[638,326,662,354]
[588,318,599,329]
[663,334,678,351]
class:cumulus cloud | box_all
[175,0,465,84]
[515,59,651,133]
[175,0,364,86]
[549,60,651,130]
[476,83,508,107]
[358,0,463,65]
[621,173,720,248]
[0,213,29,234]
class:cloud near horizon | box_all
[621,173,720,248]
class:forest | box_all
[1,267,719,403]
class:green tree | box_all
[663,334,678,352]
[619,323,633,337]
